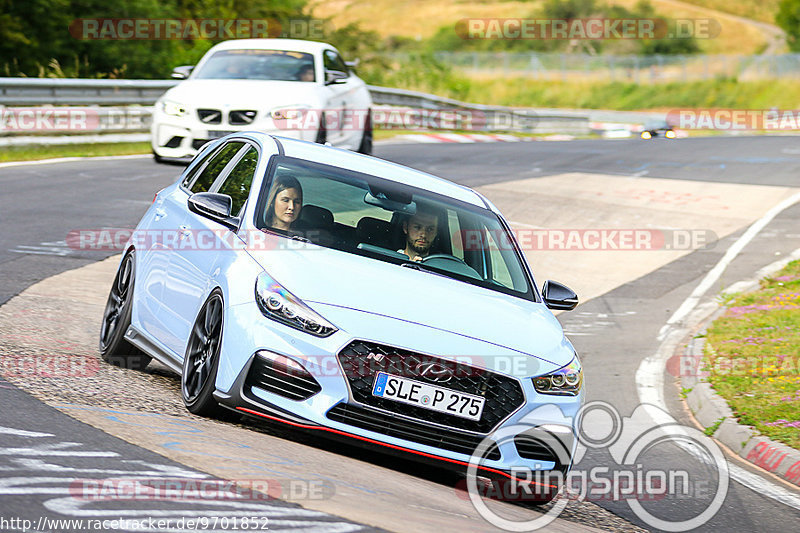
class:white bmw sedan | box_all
[151,39,373,162]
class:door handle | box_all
[179,225,191,238]
[154,208,167,219]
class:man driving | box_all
[400,209,438,261]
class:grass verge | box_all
[0,142,151,163]
[703,259,800,449]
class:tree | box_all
[777,0,800,51]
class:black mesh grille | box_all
[164,136,182,148]
[229,110,257,125]
[327,403,501,460]
[245,354,321,401]
[514,432,569,470]
[197,109,222,124]
[336,340,524,434]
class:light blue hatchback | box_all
[100,132,584,495]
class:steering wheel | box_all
[419,254,482,279]
[420,254,469,266]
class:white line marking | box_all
[0,154,149,170]
[0,426,54,437]
[636,189,800,509]
[658,191,800,341]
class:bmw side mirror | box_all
[171,65,194,80]
[187,192,238,229]
[325,70,348,85]
[542,280,578,311]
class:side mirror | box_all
[542,280,578,311]
[325,70,348,85]
[171,65,194,80]
[344,59,360,70]
[187,192,237,229]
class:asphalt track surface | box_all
[2,136,800,531]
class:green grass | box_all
[703,259,800,449]
[0,142,151,163]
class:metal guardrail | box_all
[0,77,592,140]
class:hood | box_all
[247,245,573,368]
[162,79,323,110]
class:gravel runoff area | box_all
[0,255,648,533]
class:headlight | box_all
[270,106,309,120]
[161,100,187,117]
[255,272,337,338]
[532,355,582,396]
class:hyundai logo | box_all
[416,362,453,383]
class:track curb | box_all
[679,270,800,489]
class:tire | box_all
[152,150,166,164]
[315,112,327,144]
[357,110,373,155]
[99,251,152,370]
[182,290,225,417]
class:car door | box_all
[156,140,248,357]
[134,148,215,342]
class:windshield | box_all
[254,157,535,300]
[193,50,316,81]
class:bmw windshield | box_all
[193,50,316,81]
[254,157,535,301]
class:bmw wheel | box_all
[357,110,373,155]
[315,112,327,144]
[182,290,225,416]
[99,251,151,370]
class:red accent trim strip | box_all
[235,406,557,489]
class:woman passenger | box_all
[265,175,303,231]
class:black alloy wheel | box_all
[182,291,225,416]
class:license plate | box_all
[372,372,485,421]
[207,130,235,139]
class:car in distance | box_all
[640,120,677,139]
[151,39,372,162]
[101,133,583,495]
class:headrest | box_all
[298,205,333,228]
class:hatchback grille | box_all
[326,403,501,460]
[197,109,222,124]
[336,340,525,434]
[229,110,257,125]
[244,354,321,401]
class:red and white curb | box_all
[385,133,575,144]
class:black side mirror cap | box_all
[187,192,238,229]
[542,280,579,311]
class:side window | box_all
[323,50,349,75]
[447,209,464,259]
[189,141,244,193]
[181,147,216,189]
[486,230,514,288]
[215,145,259,216]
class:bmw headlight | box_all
[532,355,582,396]
[161,100,187,117]
[255,272,337,338]
[270,105,309,120]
